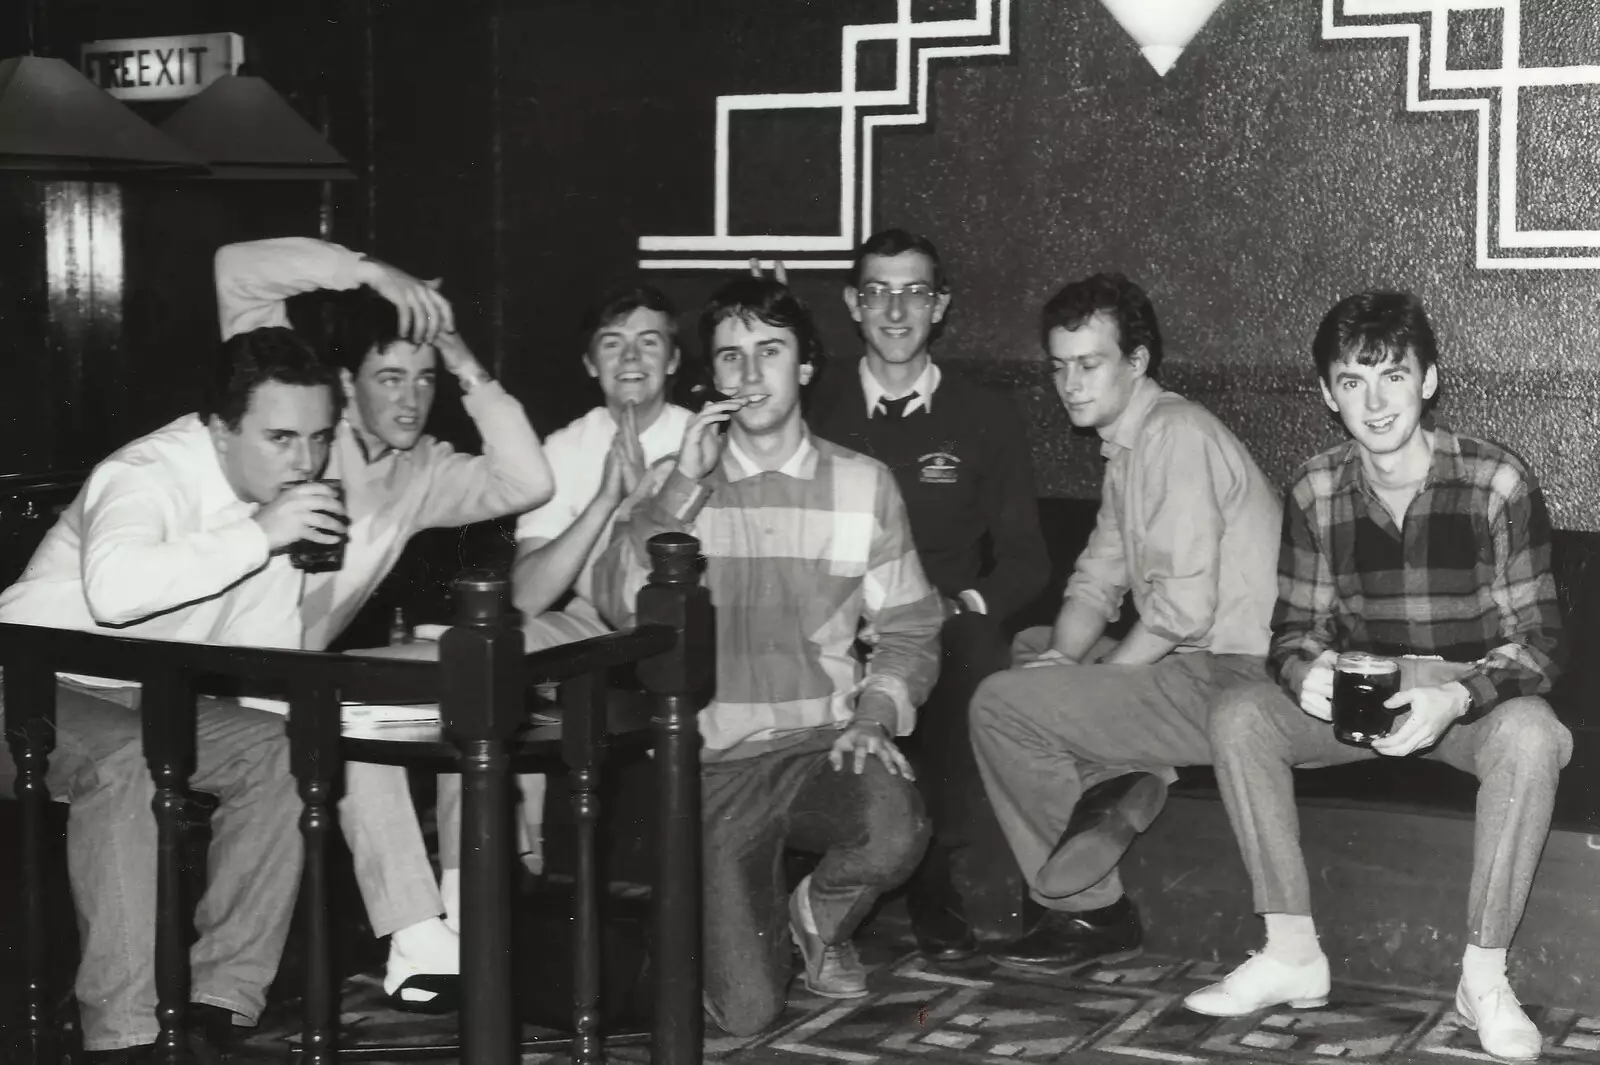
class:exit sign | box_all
[80,32,244,102]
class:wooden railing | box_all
[1,531,712,1065]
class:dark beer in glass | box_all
[287,478,348,573]
[1332,652,1401,748]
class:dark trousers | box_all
[700,732,929,1037]
[902,613,1012,875]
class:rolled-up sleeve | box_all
[1131,424,1226,646]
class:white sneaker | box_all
[1183,952,1331,1017]
[1455,979,1542,1063]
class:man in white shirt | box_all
[213,237,554,1011]
[433,286,692,891]
[0,327,347,1061]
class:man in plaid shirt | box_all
[1184,291,1569,1064]
[595,276,942,1036]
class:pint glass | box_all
[1331,652,1401,748]
[287,478,348,573]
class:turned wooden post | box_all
[287,677,343,1065]
[561,669,608,1064]
[440,571,522,1065]
[5,662,58,1065]
[140,672,198,1065]
[636,532,713,1065]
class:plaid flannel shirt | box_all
[594,432,944,761]
[1270,427,1562,722]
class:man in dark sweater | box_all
[807,228,1049,962]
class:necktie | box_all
[878,392,919,419]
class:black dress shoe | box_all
[991,896,1143,973]
[1036,772,1168,900]
[83,1004,233,1065]
[905,845,980,964]
[909,899,979,963]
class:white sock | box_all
[439,868,461,935]
[383,917,460,996]
[1262,913,1323,966]
[794,874,820,936]
[1462,944,1508,989]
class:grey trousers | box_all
[15,683,303,1052]
[701,732,929,1037]
[970,626,1268,912]
[1209,682,1571,948]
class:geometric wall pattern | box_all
[637,0,1012,272]
[1324,0,1600,269]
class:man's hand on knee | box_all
[830,721,915,780]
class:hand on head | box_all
[354,258,455,344]
[254,481,348,553]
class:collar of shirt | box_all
[860,357,941,418]
[603,402,685,454]
[1333,423,1463,503]
[1098,376,1165,458]
[190,416,258,518]
[723,431,819,481]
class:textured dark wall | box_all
[857,1,1600,525]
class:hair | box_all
[1039,272,1164,377]
[698,276,824,369]
[315,288,407,375]
[1311,290,1439,383]
[200,327,343,430]
[581,284,681,351]
[850,227,948,292]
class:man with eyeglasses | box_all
[808,228,1049,963]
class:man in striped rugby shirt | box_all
[594,275,942,1036]
[1185,291,1569,1064]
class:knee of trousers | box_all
[855,782,932,885]
[1477,696,1572,771]
[706,986,786,1038]
[967,670,1026,747]
[1207,680,1287,753]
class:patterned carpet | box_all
[236,920,1600,1064]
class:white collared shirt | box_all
[859,358,942,418]
[0,415,305,684]
[515,402,694,603]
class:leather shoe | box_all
[1183,952,1330,1016]
[1455,978,1543,1063]
[906,846,979,963]
[82,1004,234,1065]
[908,898,979,963]
[991,896,1142,973]
[1037,772,1167,900]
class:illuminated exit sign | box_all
[80,32,244,102]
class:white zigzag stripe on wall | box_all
[636,0,1011,272]
[1325,0,1600,270]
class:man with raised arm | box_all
[593,276,943,1036]
[0,328,344,1062]
[807,229,1048,962]
[214,237,553,1010]
[1185,291,1568,1065]
[970,272,1281,973]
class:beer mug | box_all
[287,478,348,573]
[1331,652,1401,747]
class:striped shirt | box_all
[1271,427,1561,721]
[594,432,944,761]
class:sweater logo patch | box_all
[918,450,961,484]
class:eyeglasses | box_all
[856,283,940,311]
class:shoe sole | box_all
[992,945,1144,976]
[1184,994,1328,1018]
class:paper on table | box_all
[340,702,441,727]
